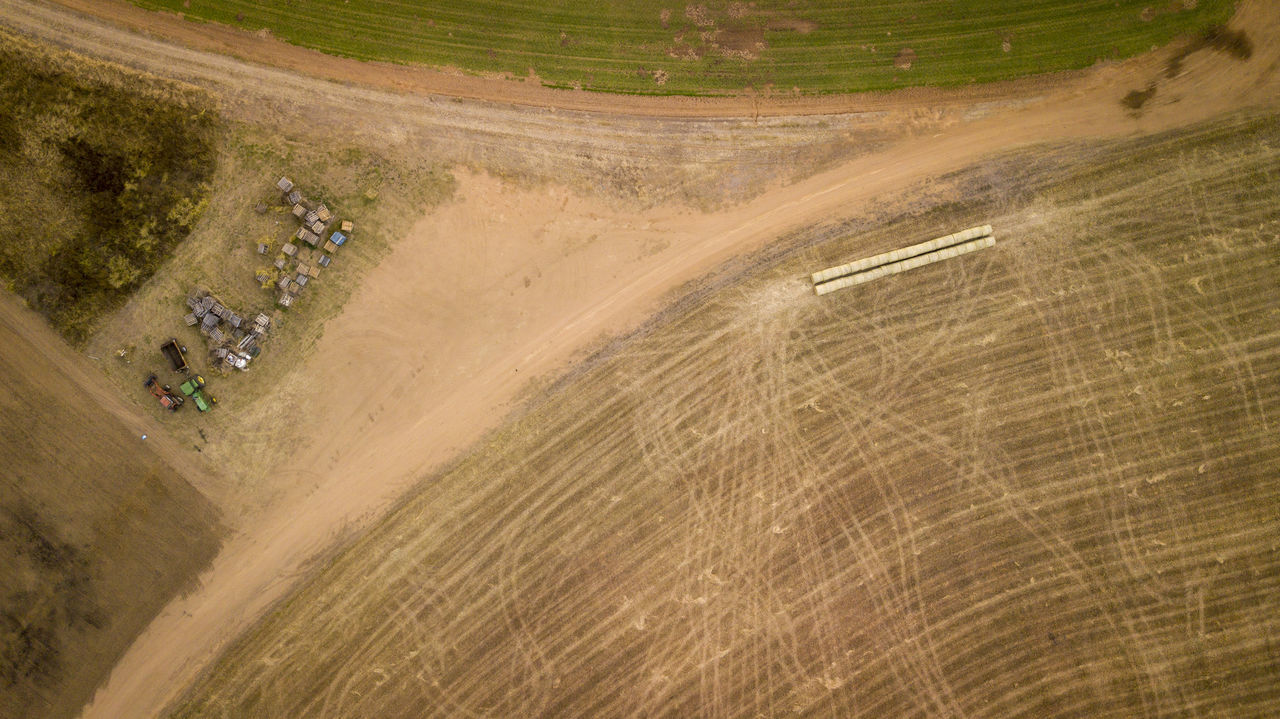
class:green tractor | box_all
[178,375,218,412]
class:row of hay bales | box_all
[811,225,994,295]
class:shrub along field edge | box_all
[0,30,221,343]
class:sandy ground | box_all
[0,1,1275,717]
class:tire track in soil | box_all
[7,0,1269,717]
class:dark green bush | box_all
[0,32,221,342]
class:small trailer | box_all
[160,339,190,374]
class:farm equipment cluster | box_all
[141,175,355,417]
[146,288,264,414]
[145,339,217,413]
[184,290,268,371]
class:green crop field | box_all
[133,0,1235,95]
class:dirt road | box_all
[0,1,1273,717]
[0,0,936,205]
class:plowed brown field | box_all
[0,295,221,719]
[171,116,1280,717]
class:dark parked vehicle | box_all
[161,338,189,374]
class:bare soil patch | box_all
[766,18,818,34]
[894,47,917,70]
[716,24,766,57]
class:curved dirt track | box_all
[6,0,934,206]
[1,1,1275,718]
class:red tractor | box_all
[145,374,184,412]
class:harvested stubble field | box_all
[0,296,221,719]
[129,0,1234,95]
[171,115,1280,717]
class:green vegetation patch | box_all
[0,31,221,342]
[133,0,1234,95]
